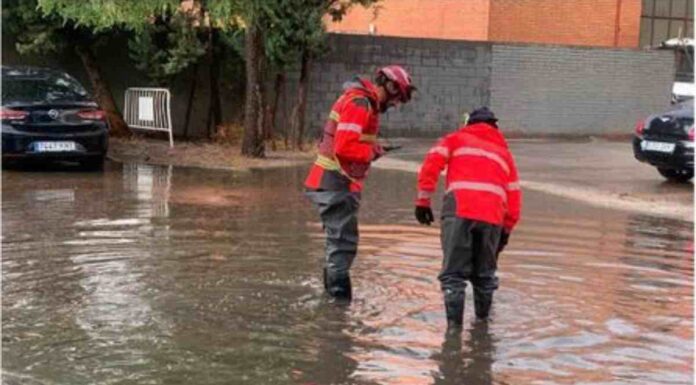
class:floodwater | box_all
[2,163,693,385]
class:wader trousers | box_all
[305,189,360,299]
[440,217,502,325]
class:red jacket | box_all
[416,123,521,232]
[305,77,381,192]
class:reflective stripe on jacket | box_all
[305,77,380,192]
[416,122,522,232]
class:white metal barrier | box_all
[124,87,173,147]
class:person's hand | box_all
[372,144,385,161]
[415,206,434,225]
[497,231,510,255]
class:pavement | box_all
[374,137,694,222]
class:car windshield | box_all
[2,72,89,104]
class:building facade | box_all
[327,0,693,49]
[639,0,693,48]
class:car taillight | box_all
[77,109,106,121]
[0,108,28,121]
[635,119,646,137]
[689,125,694,141]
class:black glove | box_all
[383,145,403,152]
[415,206,434,225]
[497,231,510,255]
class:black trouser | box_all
[439,217,502,319]
[305,189,360,299]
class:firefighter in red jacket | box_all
[305,65,415,301]
[415,107,521,328]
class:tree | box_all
[277,0,380,150]
[226,0,380,156]
[36,0,204,139]
[127,10,207,138]
[2,0,141,137]
[207,1,270,157]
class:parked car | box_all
[633,100,694,182]
[1,66,108,170]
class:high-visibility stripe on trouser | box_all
[305,190,361,278]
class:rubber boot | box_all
[444,289,465,330]
[327,274,352,302]
[473,289,493,320]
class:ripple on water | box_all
[2,165,692,385]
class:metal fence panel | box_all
[123,88,173,147]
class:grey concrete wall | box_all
[489,44,675,135]
[292,34,492,138]
[284,35,675,138]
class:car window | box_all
[2,72,90,103]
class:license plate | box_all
[641,140,675,153]
[35,141,77,152]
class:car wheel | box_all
[80,156,105,172]
[657,167,694,183]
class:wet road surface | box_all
[2,162,693,384]
[382,138,693,221]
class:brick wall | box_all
[489,44,674,135]
[329,0,642,49]
[326,0,490,41]
[488,0,641,48]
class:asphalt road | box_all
[376,137,694,221]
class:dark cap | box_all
[468,107,498,125]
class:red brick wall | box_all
[488,0,641,48]
[326,0,490,41]
[327,0,641,48]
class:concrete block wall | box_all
[291,34,676,138]
[298,34,492,138]
[489,44,675,135]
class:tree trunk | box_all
[183,62,199,140]
[75,44,131,138]
[206,28,223,140]
[267,72,285,151]
[241,22,265,157]
[292,50,311,151]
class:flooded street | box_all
[2,163,693,385]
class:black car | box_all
[633,100,694,182]
[2,66,108,170]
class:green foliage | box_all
[128,13,207,84]
[326,0,379,21]
[3,0,77,55]
[263,0,380,68]
[264,0,326,67]
[37,0,180,32]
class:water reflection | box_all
[433,323,495,385]
[1,165,692,385]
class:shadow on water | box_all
[2,164,693,384]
